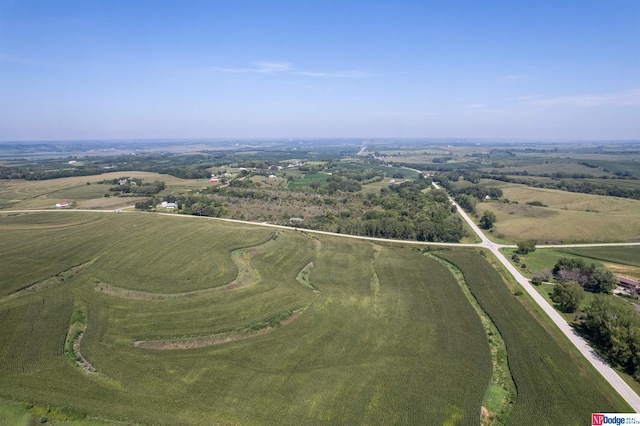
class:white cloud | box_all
[504,74,527,81]
[518,88,640,107]
[372,111,437,116]
[292,70,368,78]
[210,61,292,74]
[211,61,368,78]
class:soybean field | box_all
[437,251,629,425]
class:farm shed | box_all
[619,276,640,293]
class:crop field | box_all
[0,172,207,210]
[0,212,493,425]
[286,172,330,190]
[556,246,640,267]
[476,181,640,243]
[436,251,629,424]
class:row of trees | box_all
[107,179,166,196]
[135,193,226,217]
[433,173,503,215]
[582,296,640,380]
[553,257,618,294]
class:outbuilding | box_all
[161,201,178,209]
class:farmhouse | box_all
[55,201,70,208]
[161,201,178,209]
[209,178,219,183]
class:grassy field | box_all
[477,181,640,243]
[480,161,615,177]
[499,246,640,282]
[0,172,208,210]
[0,212,492,425]
[286,172,330,190]
[437,251,630,424]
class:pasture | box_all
[477,181,640,243]
[509,245,640,290]
[0,212,492,425]
[286,172,330,190]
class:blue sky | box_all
[1,0,638,141]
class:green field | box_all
[287,172,330,190]
[437,251,629,424]
[0,212,493,425]
[557,246,640,268]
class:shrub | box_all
[516,240,536,254]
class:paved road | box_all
[432,182,640,412]
[4,200,640,410]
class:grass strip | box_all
[432,254,515,426]
[437,251,628,424]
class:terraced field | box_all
[0,212,492,425]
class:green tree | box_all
[587,267,618,294]
[479,210,497,229]
[583,295,640,378]
[516,240,536,254]
[551,281,584,313]
[454,194,478,214]
[552,257,587,275]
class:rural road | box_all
[4,197,640,411]
[432,182,640,413]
